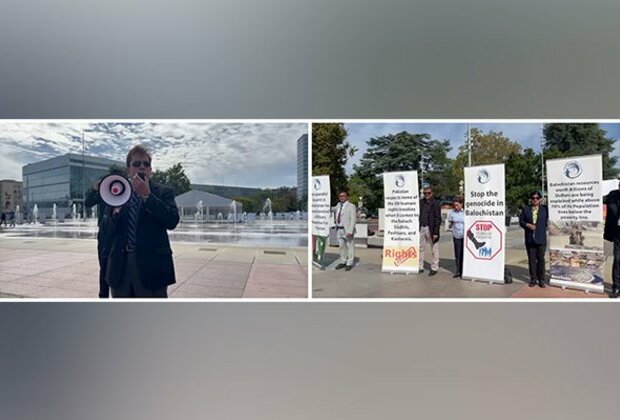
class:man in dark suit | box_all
[519,191,549,288]
[102,145,179,298]
[85,169,125,298]
[603,175,620,297]
[419,184,442,276]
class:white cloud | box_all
[0,122,306,188]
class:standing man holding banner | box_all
[419,185,441,275]
[519,192,549,288]
[334,191,356,271]
[604,175,620,297]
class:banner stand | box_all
[546,155,605,295]
[381,171,420,274]
[311,176,331,270]
[461,164,507,284]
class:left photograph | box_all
[0,122,309,299]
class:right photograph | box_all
[311,122,620,298]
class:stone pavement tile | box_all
[33,286,92,298]
[0,282,45,298]
[213,247,256,264]
[291,249,309,266]
[13,274,80,288]
[187,271,249,290]
[510,285,603,298]
[243,263,307,298]
[0,272,24,283]
[253,249,299,265]
[430,279,524,298]
[170,283,243,298]
[0,265,54,276]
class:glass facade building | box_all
[22,154,124,218]
[296,134,308,203]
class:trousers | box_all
[420,226,439,271]
[110,252,168,298]
[526,243,546,284]
[337,228,355,266]
[453,237,464,275]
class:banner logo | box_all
[395,175,406,188]
[477,169,490,184]
[563,161,582,179]
[313,179,321,190]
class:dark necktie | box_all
[337,203,343,224]
[126,192,142,247]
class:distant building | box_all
[0,179,22,211]
[297,133,308,202]
[22,153,124,218]
[190,184,262,199]
[175,189,242,221]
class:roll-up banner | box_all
[462,164,506,283]
[382,171,420,273]
[311,176,331,265]
[546,155,604,293]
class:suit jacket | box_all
[419,198,442,238]
[604,189,620,242]
[84,188,110,257]
[334,201,357,236]
[519,205,548,245]
[105,181,180,290]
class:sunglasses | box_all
[131,160,151,168]
[423,192,432,195]
[531,196,541,200]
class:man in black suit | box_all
[102,145,179,298]
[85,169,125,298]
[519,191,549,288]
[604,175,620,297]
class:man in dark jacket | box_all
[85,169,125,298]
[419,185,442,275]
[519,191,549,288]
[603,176,620,297]
[102,145,179,298]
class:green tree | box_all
[543,123,619,179]
[451,128,521,181]
[312,123,356,204]
[505,148,541,214]
[152,163,191,196]
[353,132,452,212]
[452,129,542,214]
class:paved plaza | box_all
[313,227,615,298]
[0,237,307,298]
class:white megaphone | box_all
[99,174,132,207]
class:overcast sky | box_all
[0,122,307,188]
[344,122,620,174]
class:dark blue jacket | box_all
[519,205,548,245]
[104,181,180,290]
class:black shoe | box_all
[419,268,424,273]
[452,273,461,278]
[538,282,546,288]
[345,265,353,271]
[610,288,620,298]
[429,270,437,276]
[529,282,536,287]
[335,263,346,270]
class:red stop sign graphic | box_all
[465,220,503,260]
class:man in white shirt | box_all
[334,191,357,271]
